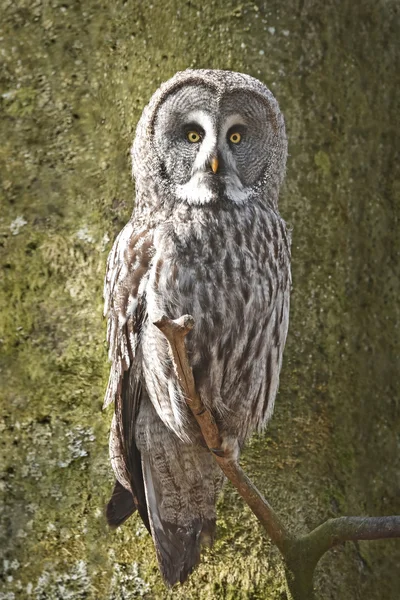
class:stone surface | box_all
[1,1,399,598]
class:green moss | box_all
[1,0,399,598]
[2,87,38,117]
[313,151,331,177]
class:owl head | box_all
[131,69,287,209]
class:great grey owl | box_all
[103,69,291,586]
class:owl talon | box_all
[210,447,225,457]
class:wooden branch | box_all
[284,516,400,599]
[304,515,400,558]
[155,315,221,452]
[154,314,400,600]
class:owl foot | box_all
[210,447,225,457]
[210,436,240,461]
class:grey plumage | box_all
[104,69,291,586]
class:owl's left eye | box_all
[187,131,201,143]
[229,132,242,144]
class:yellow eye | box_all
[187,131,201,143]
[229,132,242,144]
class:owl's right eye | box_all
[187,131,201,143]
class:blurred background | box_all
[1,1,399,598]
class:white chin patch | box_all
[176,172,252,206]
[176,173,215,205]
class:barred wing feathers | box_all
[103,222,154,531]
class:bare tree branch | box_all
[154,314,400,600]
[305,515,400,555]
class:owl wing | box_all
[103,221,154,531]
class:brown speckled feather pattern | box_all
[104,69,291,586]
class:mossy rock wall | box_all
[1,1,399,598]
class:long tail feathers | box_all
[106,464,216,586]
[142,457,216,586]
[154,519,215,585]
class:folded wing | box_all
[103,222,154,531]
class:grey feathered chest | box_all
[139,199,291,443]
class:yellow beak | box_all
[211,157,219,174]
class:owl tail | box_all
[142,455,216,586]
